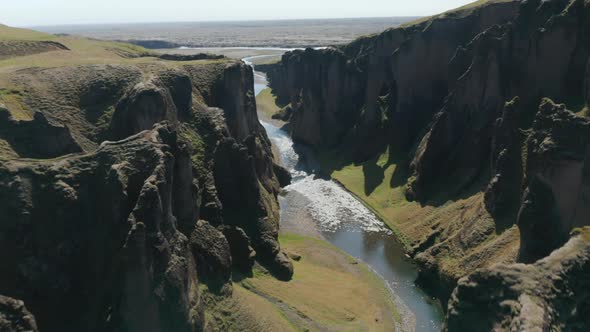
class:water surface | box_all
[247,50,443,332]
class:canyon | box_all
[1,0,590,330]
[0,24,293,331]
[262,0,590,330]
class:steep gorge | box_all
[0,31,292,331]
[265,0,590,329]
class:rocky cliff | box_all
[267,0,590,328]
[0,28,291,331]
[446,227,590,331]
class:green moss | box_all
[0,88,31,120]
[95,106,115,131]
[178,123,207,175]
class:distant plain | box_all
[34,17,419,48]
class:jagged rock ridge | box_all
[266,0,590,329]
[0,37,292,331]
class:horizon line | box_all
[24,15,423,29]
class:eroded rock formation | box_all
[0,295,38,332]
[446,227,590,331]
[0,56,292,330]
[267,0,590,328]
[0,124,202,332]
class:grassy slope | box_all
[256,88,281,119]
[318,0,522,282]
[400,0,516,28]
[319,147,519,279]
[230,233,399,331]
[0,24,232,157]
[0,25,233,71]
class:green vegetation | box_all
[256,88,281,119]
[0,87,30,120]
[200,283,297,331]
[0,25,57,41]
[179,122,208,175]
[317,146,520,278]
[236,233,400,331]
[401,0,515,28]
[0,24,234,71]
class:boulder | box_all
[190,220,232,291]
[0,295,38,332]
[273,163,292,187]
[219,225,256,273]
[266,251,294,281]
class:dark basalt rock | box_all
[409,0,590,201]
[273,163,292,187]
[517,99,590,263]
[159,53,225,61]
[0,124,202,332]
[109,80,177,140]
[271,104,293,122]
[446,228,590,332]
[484,97,525,224]
[122,39,182,49]
[0,109,82,159]
[260,250,294,282]
[266,1,590,325]
[219,225,256,273]
[0,295,38,332]
[267,1,519,153]
[254,62,280,74]
[1,57,291,330]
[190,220,232,292]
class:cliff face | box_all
[267,0,590,327]
[0,38,291,331]
[267,0,519,158]
[446,227,590,331]
[0,124,203,332]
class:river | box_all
[244,53,443,332]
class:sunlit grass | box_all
[239,233,400,331]
[256,88,281,119]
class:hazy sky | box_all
[2,0,477,27]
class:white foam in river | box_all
[288,176,392,233]
[261,120,391,234]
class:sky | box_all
[1,0,478,27]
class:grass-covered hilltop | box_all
[263,0,590,330]
[0,24,404,332]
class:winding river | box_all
[245,54,444,332]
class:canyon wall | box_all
[267,0,590,327]
[0,56,291,330]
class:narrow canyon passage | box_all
[245,54,444,332]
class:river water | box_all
[245,54,443,332]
